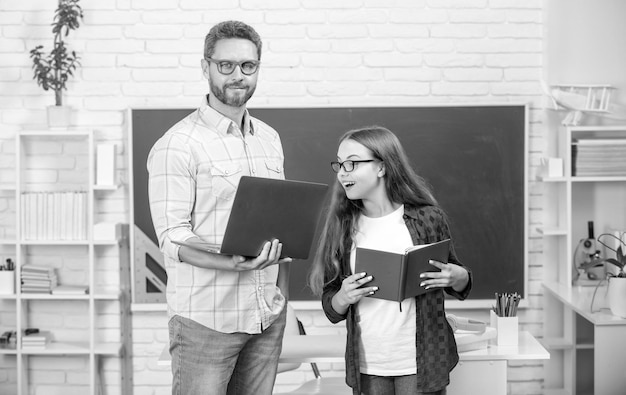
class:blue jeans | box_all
[168,308,287,395]
[360,374,447,395]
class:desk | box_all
[543,281,626,394]
[158,331,548,395]
[448,332,549,395]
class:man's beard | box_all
[210,80,256,107]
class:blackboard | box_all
[130,105,526,302]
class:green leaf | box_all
[30,0,83,98]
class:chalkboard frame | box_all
[128,103,528,309]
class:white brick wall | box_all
[1,1,547,394]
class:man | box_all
[147,20,291,395]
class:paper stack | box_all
[21,330,51,350]
[20,265,57,294]
[572,139,626,177]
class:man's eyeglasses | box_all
[330,160,376,173]
[206,58,260,76]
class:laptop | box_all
[219,176,329,259]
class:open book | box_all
[355,239,451,302]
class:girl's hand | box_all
[331,272,377,315]
[419,260,469,292]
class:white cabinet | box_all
[541,124,626,395]
[0,130,131,395]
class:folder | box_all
[355,239,451,302]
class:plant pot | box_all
[608,276,626,318]
[47,105,71,128]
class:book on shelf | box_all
[20,191,88,241]
[572,138,626,176]
[20,265,57,293]
[20,275,56,283]
[21,330,51,349]
[355,239,451,302]
[21,280,57,288]
[51,285,89,295]
[20,288,52,294]
[21,264,55,274]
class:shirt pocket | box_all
[210,163,242,200]
[264,158,283,179]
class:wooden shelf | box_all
[0,347,17,355]
[93,184,119,191]
[543,282,626,326]
[541,124,626,394]
[20,341,122,356]
[575,343,594,350]
[0,130,133,394]
[540,336,573,350]
[18,291,120,301]
[538,176,567,182]
[538,176,626,182]
[543,390,571,395]
[537,226,567,236]
[571,176,626,182]
[21,341,90,354]
[19,240,89,246]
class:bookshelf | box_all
[0,130,131,395]
[540,122,626,395]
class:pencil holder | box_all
[0,271,15,295]
[490,310,518,346]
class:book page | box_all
[404,239,451,257]
[404,243,428,254]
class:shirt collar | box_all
[199,94,255,136]
[402,205,421,220]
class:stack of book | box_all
[21,330,51,350]
[572,138,626,176]
[20,265,57,294]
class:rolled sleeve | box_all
[321,268,348,323]
[322,288,346,324]
[147,133,198,260]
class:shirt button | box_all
[258,286,262,291]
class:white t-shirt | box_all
[350,204,417,376]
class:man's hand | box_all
[230,239,292,271]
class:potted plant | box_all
[29,0,83,128]
[581,232,626,317]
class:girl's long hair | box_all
[308,126,440,296]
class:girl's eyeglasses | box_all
[330,160,376,173]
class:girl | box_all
[308,126,472,395]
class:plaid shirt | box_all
[322,205,473,394]
[147,96,285,334]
